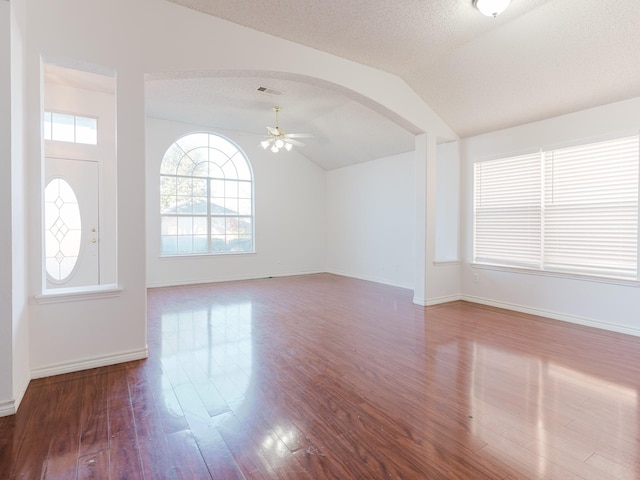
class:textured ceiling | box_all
[145,71,418,170]
[150,0,640,168]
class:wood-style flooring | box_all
[1,273,640,479]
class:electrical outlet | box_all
[473,273,479,283]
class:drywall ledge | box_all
[34,284,122,304]
[433,259,460,266]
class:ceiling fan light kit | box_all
[260,106,312,153]
[473,0,510,17]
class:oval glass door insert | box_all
[44,178,82,282]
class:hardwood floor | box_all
[2,273,640,479]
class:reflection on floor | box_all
[2,273,640,479]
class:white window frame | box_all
[160,132,254,256]
[44,111,98,145]
[473,134,640,284]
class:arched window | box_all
[160,132,254,255]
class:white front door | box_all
[45,157,100,289]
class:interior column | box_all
[413,133,438,305]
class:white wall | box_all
[461,97,640,336]
[0,0,13,409]
[0,0,30,417]
[435,141,460,262]
[10,2,637,400]
[419,139,462,306]
[25,0,148,376]
[146,117,326,286]
[10,0,30,411]
[2,0,455,414]
[326,152,415,289]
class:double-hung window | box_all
[474,135,639,281]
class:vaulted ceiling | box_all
[147,0,640,169]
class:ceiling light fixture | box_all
[261,107,293,153]
[473,0,510,17]
[260,106,311,153]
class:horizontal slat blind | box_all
[474,153,541,268]
[543,136,639,279]
[474,135,639,281]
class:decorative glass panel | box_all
[44,178,82,281]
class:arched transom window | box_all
[160,132,254,255]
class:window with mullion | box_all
[474,135,639,281]
[542,136,638,279]
[474,152,542,269]
[160,133,254,256]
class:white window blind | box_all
[474,135,639,281]
[474,153,541,268]
[543,136,639,279]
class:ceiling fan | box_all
[260,106,312,153]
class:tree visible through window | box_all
[160,132,254,255]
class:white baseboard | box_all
[0,371,40,417]
[147,269,324,289]
[2,348,148,417]
[0,399,15,417]
[461,294,640,338]
[413,294,462,306]
[325,269,414,291]
[30,347,149,380]
[11,374,30,415]
[149,269,415,291]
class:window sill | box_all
[471,263,640,287]
[159,251,256,260]
[433,259,460,267]
[35,284,122,304]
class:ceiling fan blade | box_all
[284,138,305,147]
[261,107,311,151]
[286,133,313,139]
